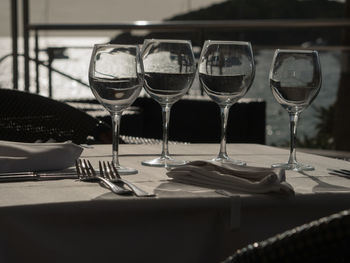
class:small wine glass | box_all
[89,44,144,175]
[141,39,196,167]
[269,49,322,171]
[198,40,255,165]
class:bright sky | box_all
[0,0,225,36]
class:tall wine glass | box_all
[89,44,144,174]
[269,49,322,171]
[198,40,255,165]
[141,39,196,167]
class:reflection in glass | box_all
[141,39,196,167]
[89,44,144,174]
[269,49,322,171]
[199,40,255,165]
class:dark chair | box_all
[0,88,110,144]
[223,209,350,263]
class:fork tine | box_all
[340,169,350,175]
[75,160,82,179]
[328,168,350,177]
[106,161,117,180]
[87,160,96,176]
[102,161,112,180]
[79,159,86,175]
[99,161,108,179]
[99,161,103,177]
[82,159,91,177]
[78,159,86,176]
[110,162,122,179]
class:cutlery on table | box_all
[0,171,77,182]
[100,161,156,197]
[327,168,350,178]
[75,159,132,195]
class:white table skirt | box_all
[0,144,349,263]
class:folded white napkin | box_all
[0,140,83,173]
[167,160,294,195]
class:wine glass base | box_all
[141,156,186,167]
[271,162,314,172]
[211,156,246,166]
[115,165,138,175]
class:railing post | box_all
[48,48,53,98]
[11,0,18,90]
[35,29,40,93]
[22,0,30,92]
[199,29,204,95]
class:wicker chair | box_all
[0,88,110,144]
[223,209,350,263]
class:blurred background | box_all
[0,0,349,151]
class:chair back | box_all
[223,209,350,263]
[0,89,110,144]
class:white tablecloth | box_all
[0,144,349,263]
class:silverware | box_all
[100,161,155,197]
[0,171,77,182]
[327,168,350,178]
[75,159,132,195]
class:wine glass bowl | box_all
[89,44,143,174]
[141,39,196,167]
[199,40,255,165]
[269,49,322,171]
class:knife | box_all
[0,171,78,182]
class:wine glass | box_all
[198,40,255,165]
[141,39,196,167]
[269,49,322,171]
[89,44,144,175]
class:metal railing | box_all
[10,0,350,95]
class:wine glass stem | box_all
[218,105,231,159]
[111,112,122,167]
[288,112,299,165]
[161,104,171,158]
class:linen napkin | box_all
[0,140,83,173]
[166,160,294,195]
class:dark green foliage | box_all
[297,104,335,149]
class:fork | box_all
[75,159,132,195]
[100,161,156,197]
[327,168,350,178]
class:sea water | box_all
[0,36,340,145]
